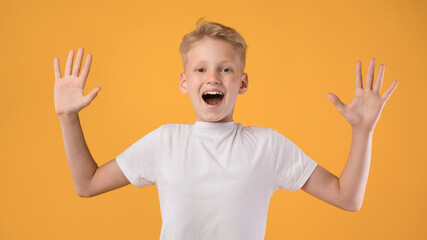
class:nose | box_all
[207,71,221,85]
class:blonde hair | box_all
[179,17,248,73]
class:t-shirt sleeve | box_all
[273,130,318,192]
[115,126,162,188]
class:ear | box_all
[238,73,248,94]
[179,72,188,94]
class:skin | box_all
[54,45,398,213]
[54,49,129,197]
[302,58,398,211]
[179,37,248,122]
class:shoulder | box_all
[239,124,278,136]
[239,124,291,144]
[154,123,194,137]
[159,123,193,131]
[237,124,281,143]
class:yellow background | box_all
[1,0,426,239]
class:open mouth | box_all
[202,91,224,105]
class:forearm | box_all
[58,113,98,196]
[338,127,373,211]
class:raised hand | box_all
[327,58,398,132]
[54,48,101,116]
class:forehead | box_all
[187,37,240,64]
[191,60,236,66]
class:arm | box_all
[302,58,398,212]
[301,130,372,212]
[54,48,129,197]
[58,112,98,197]
[58,113,130,197]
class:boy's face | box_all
[179,37,248,122]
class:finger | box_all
[54,58,62,80]
[84,87,101,106]
[327,93,346,114]
[65,49,75,76]
[80,53,92,81]
[373,64,384,94]
[365,58,376,90]
[381,80,398,102]
[72,48,84,77]
[355,61,363,89]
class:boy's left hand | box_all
[327,58,398,133]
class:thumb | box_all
[327,93,345,113]
[85,87,101,105]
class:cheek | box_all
[227,84,241,98]
[188,89,200,102]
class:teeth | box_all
[203,91,223,96]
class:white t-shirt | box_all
[116,121,318,240]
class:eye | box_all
[196,68,205,72]
[222,68,232,72]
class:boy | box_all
[53,18,398,239]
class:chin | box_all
[198,113,231,122]
[199,116,222,122]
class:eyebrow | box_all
[192,60,236,65]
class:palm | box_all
[54,75,88,114]
[53,48,100,115]
[327,58,398,132]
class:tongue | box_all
[205,97,222,105]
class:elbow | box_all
[345,201,362,212]
[75,186,93,198]
[346,205,361,212]
[340,191,363,212]
[77,191,92,198]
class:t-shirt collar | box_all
[194,121,237,131]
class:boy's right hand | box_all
[54,48,101,117]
